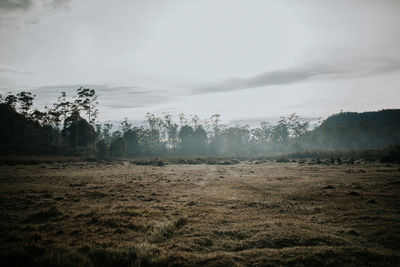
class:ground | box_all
[0,161,399,266]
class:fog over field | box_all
[1,1,400,266]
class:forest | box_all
[1,88,400,158]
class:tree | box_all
[162,112,178,150]
[210,113,221,138]
[144,113,163,155]
[31,109,49,125]
[96,139,107,157]
[179,125,194,154]
[54,91,72,126]
[112,130,122,140]
[102,121,113,145]
[123,129,139,156]
[16,91,35,117]
[46,107,62,128]
[120,117,132,134]
[190,114,200,129]
[95,124,102,140]
[63,111,96,147]
[193,126,208,154]
[178,113,188,127]
[75,87,98,124]
[288,113,309,138]
[109,137,126,157]
[270,117,290,151]
[223,125,251,156]
[4,93,17,109]
[251,121,272,144]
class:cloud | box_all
[0,66,37,75]
[0,0,70,12]
[49,0,70,9]
[0,0,32,11]
[102,94,168,109]
[195,58,400,94]
[0,0,73,28]
[93,85,170,109]
[200,67,333,94]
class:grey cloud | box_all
[0,0,71,12]
[195,59,400,95]
[27,84,153,96]
[94,85,168,109]
[23,17,40,24]
[196,65,338,94]
[0,66,37,75]
[0,0,72,28]
[102,94,169,109]
[99,86,152,96]
[0,0,32,11]
[282,99,329,110]
[50,0,70,9]
[373,58,400,74]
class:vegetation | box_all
[2,89,399,159]
[0,161,399,266]
[300,110,400,150]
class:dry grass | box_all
[0,160,399,266]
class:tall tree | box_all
[288,113,309,138]
[120,117,132,134]
[251,121,272,144]
[63,111,96,147]
[54,91,72,127]
[102,121,113,145]
[270,117,289,151]
[109,137,126,157]
[179,125,194,154]
[4,93,17,109]
[75,87,98,124]
[16,91,35,117]
[162,112,178,150]
[124,129,139,156]
[193,126,208,154]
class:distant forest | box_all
[1,88,400,157]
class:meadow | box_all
[0,160,399,266]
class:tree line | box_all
[1,88,313,157]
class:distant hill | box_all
[299,109,400,150]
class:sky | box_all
[0,0,399,123]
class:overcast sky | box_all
[0,0,399,122]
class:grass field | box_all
[0,160,399,266]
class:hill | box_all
[299,109,400,150]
